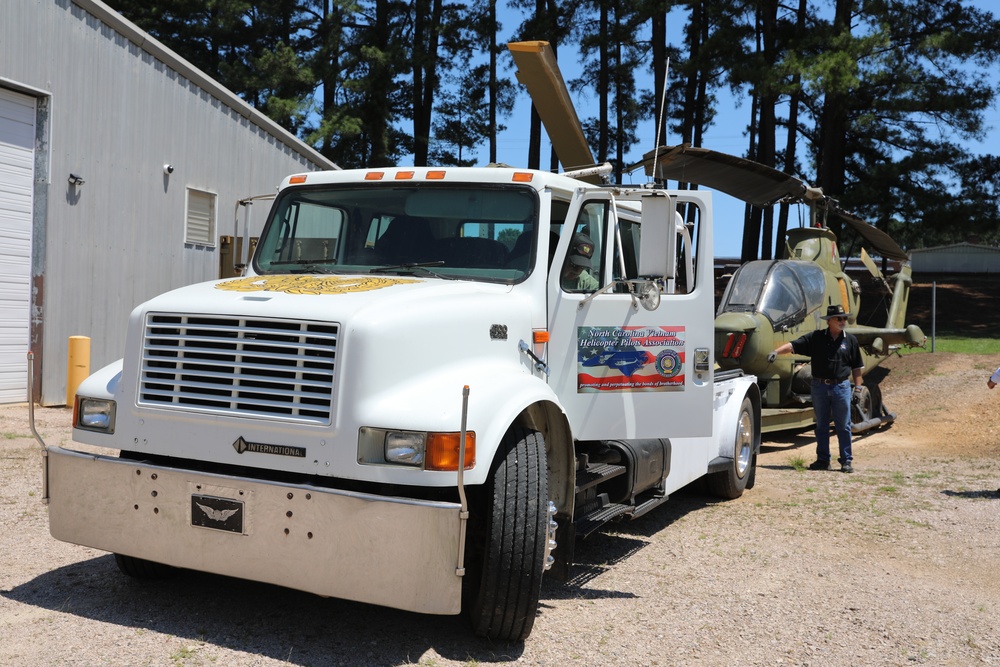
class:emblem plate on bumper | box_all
[191,494,244,534]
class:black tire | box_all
[851,385,874,423]
[707,397,756,499]
[463,427,548,642]
[113,553,176,580]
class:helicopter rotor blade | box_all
[861,247,893,295]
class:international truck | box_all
[39,164,761,641]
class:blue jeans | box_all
[811,379,852,465]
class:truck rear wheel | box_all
[463,427,548,642]
[707,397,756,499]
[113,553,176,580]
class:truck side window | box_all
[614,219,640,286]
[560,201,606,293]
[674,202,700,294]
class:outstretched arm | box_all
[767,342,794,363]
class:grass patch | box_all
[788,455,807,471]
[899,337,1000,354]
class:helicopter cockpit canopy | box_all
[718,260,827,329]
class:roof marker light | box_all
[512,172,534,183]
[427,171,446,180]
[395,171,415,180]
[288,175,307,184]
[365,172,384,181]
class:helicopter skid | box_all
[761,406,897,435]
[761,407,817,433]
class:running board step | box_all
[575,501,631,538]
[575,462,626,493]
[630,493,669,520]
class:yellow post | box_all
[67,336,91,406]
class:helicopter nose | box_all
[715,312,759,361]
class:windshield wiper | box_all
[268,260,338,274]
[369,261,452,279]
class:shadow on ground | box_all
[2,487,723,666]
[941,489,1000,500]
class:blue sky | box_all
[483,1,1000,258]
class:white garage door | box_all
[0,88,35,403]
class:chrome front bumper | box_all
[45,446,464,614]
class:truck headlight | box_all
[75,397,116,434]
[385,431,425,466]
[358,427,475,470]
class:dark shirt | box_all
[790,328,863,381]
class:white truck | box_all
[41,165,760,641]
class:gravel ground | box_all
[2,351,999,667]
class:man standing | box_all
[768,304,864,473]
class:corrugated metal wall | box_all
[2,0,338,404]
[911,244,1000,274]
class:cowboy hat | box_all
[821,304,850,320]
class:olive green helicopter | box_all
[508,41,926,435]
[633,145,926,433]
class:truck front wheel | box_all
[463,427,548,642]
[707,396,756,499]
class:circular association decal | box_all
[215,275,420,295]
[654,349,682,378]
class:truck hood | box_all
[114,271,543,481]
[140,273,518,321]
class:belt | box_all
[817,377,847,385]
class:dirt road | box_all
[2,351,999,666]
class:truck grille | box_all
[139,314,338,424]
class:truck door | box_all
[547,191,715,440]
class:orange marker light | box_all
[365,172,384,181]
[512,172,534,183]
[427,170,446,180]
[425,432,476,471]
[533,330,550,344]
[395,171,414,180]
[288,175,307,184]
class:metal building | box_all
[910,243,1000,275]
[1,0,338,405]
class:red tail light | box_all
[722,333,736,358]
[731,333,748,358]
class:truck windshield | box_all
[253,184,540,284]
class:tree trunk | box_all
[776,0,808,258]
[756,0,778,260]
[368,0,393,166]
[489,0,498,164]
[412,0,443,166]
[598,1,609,164]
[816,0,855,239]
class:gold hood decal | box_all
[216,275,420,295]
